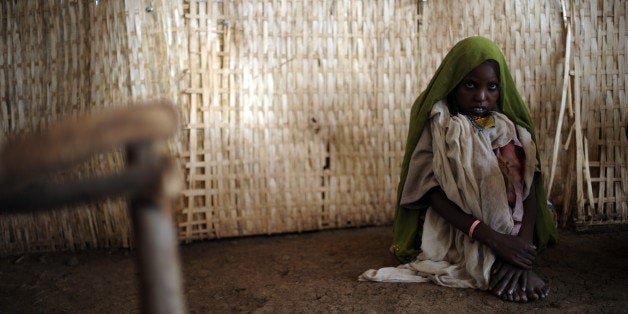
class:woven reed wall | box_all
[0,0,115,254]
[569,0,627,225]
[177,0,419,240]
[0,0,187,254]
[0,0,625,255]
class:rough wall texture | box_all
[0,0,625,254]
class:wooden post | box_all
[126,132,186,314]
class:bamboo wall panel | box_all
[178,0,419,241]
[0,0,186,255]
[0,0,626,255]
[572,0,627,225]
[0,0,109,254]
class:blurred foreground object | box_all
[0,102,186,314]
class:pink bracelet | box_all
[469,219,481,241]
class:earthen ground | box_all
[1,225,627,313]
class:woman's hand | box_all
[493,233,536,270]
[475,224,536,269]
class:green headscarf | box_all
[392,36,558,264]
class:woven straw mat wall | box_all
[178,0,419,241]
[0,0,626,255]
[0,0,186,255]
[569,0,627,225]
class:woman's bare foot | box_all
[490,259,548,302]
[524,270,550,300]
[501,287,527,302]
[490,259,522,300]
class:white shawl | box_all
[359,101,538,289]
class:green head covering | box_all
[392,36,557,263]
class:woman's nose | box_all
[474,88,487,101]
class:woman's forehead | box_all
[463,61,500,80]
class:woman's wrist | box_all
[472,221,499,249]
[468,219,481,241]
[518,232,534,245]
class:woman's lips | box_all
[462,107,490,116]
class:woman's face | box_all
[453,61,500,117]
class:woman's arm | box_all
[428,186,536,269]
[489,180,540,297]
[518,175,538,244]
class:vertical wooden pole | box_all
[128,143,186,314]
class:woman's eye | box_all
[488,83,498,90]
[464,81,475,88]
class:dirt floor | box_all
[1,225,627,313]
